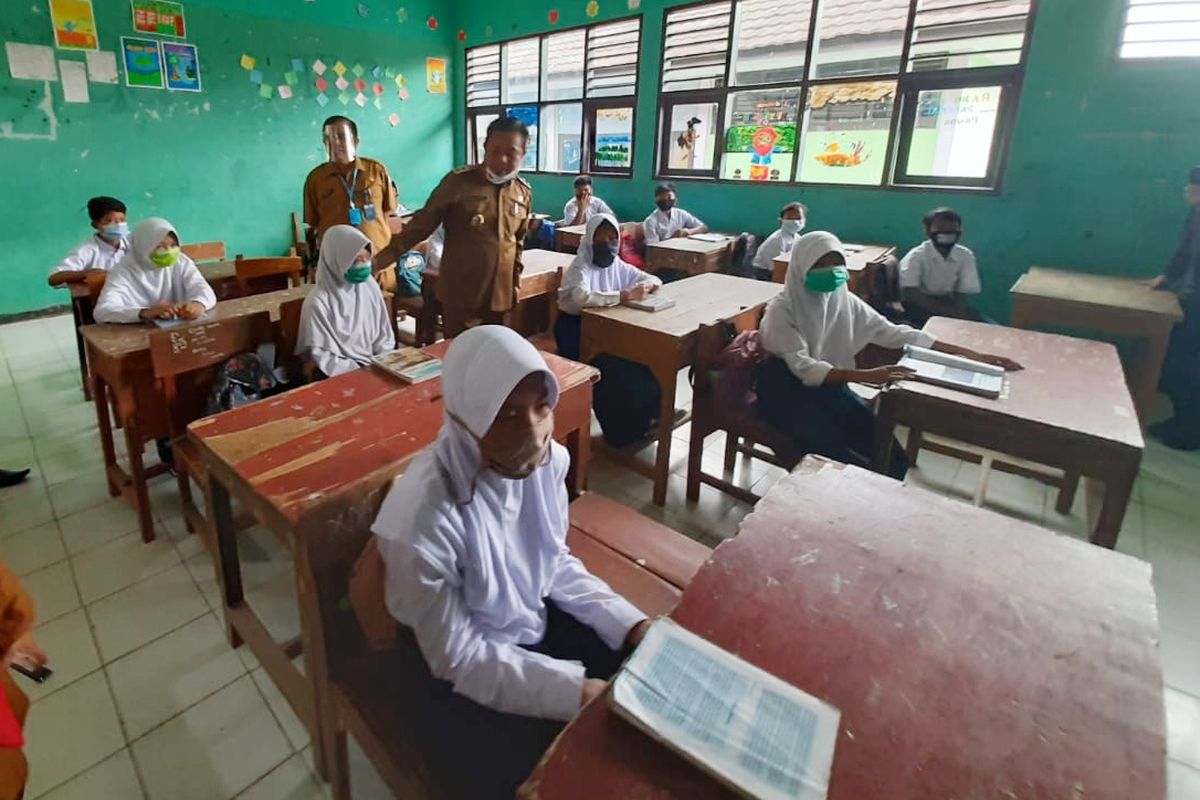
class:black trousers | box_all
[1161,292,1200,433]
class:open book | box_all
[690,233,730,243]
[897,344,1005,399]
[371,347,442,384]
[623,294,676,312]
[610,619,840,800]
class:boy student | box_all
[752,201,807,281]
[898,207,983,327]
[559,175,614,227]
[48,196,129,287]
[641,182,707,245]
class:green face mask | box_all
[344,263,372,284]
[149,247,180,268]
[804,266,849,293]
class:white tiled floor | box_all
[1,313,1199,798]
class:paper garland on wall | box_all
[548,9,559,24]
[586,1,599,18]
[396,7,408,23]
[427,16,438,30]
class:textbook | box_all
[897,344,1005,399]
[372,347,442,384]
[610,619,840,800]
[623,294,676,312]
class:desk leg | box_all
[205,478,245,649]
[1092,462,1137,550]
[118,396,156,543]
[91,373,121,498]
[872,396,899,475]
[293,542,332,780]
[71,298,91,401]
[1131,329,1171,422]
[650,366,679,507]
[1008,300,1034,330]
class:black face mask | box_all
[593,240,618,268]
[656,199,674,212]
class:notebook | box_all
[371,347,442,384]
[623,294,676,312]
[896,344,1005,399]
[690,233,729,243]
[610,618,840,800]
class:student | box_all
[641,182,707,245]
[751,201,807,281]
[758,232,1021,479]
[296,225,396,379]
[898,207,983,327]
[1147,165,1200,450]
[93,218,216,324]
[47,196,129,287]
[559,175,614,227]
[555,215,663,448]
[370,325,649,796]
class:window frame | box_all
[653,0,1040,192]
[463,15,642,178]
[1117,0,1200,62]
[585,99,638,176]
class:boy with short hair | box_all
[559,175,614,227]
[641,182,706,245]
[752,201,807,281]
[898,207,982,327]
[48,196,129,287]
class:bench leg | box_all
[176,463,196,534]
[121,413,156,543]
[1055,470,1081,515]
[905,428,923,467]
[206,478,244,649]
[328,720,351,800]
[723,433,738,472]
[686,420,705,502]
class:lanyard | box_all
[338,167,361,208]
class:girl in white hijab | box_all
[554,214,664,448]
[370,326,648,793]
[296,224,395,378]
[759,231,1020,479]
[93,218,216,324]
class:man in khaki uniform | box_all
[375,116,532,337]
[304,115,399,292]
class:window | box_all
[655,0,1038,189]
[1121,0,1200,59]
[464,17,642,176]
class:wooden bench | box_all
[305,492,710,800]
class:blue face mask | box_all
[593,240,618,268]
[100,222,129,241]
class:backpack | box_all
[728,233,760,278]
[691,323,769,416]
[205,350,279,414]
[394,250,426,298]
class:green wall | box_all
[452,0,1200,320]
[1,0,457,316]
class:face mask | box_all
[593,240,619,269]
[656,199,674,213]
[453,408,555,480]
[781,219,804,235]
[344,262,373,284]
[485,167,520,185]
[932,232,960,249]
[149,247,179,268]
[100,222,129,241]
[805,266,849,294]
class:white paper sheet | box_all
[85,50,119,84]
[6,42,58,81]
[59,60,89,103]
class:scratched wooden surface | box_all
[189,344,598,528]
[80,284,312,359]
[520,458,1165,800]
[1014,267,1183,320]
[898,318,1144,449]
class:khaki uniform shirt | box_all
[303,156,396,258]
[387,166,531,312]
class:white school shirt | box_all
[558,213,662,315]
[560,196,615,226]
[50,235,128,279]
[899,240,982,297]
[752,228,800,272]
[641,207,704,245]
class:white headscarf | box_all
[760,231,932,386]
[296,224,395,372]
[92,217,217,324]
[558,213,659,314]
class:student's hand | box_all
[624,619,651,649]
[580,678,608,708]
[645,282,660,295]
[671,229,689,239]
[1145,275,1167,291]
[858,366,916,386]
[139,301,176,321]
[976,353,1023,372]
[175,301,206,321]
[621,285,649,303]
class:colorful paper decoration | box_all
[249,68,262,84]
[259,83,273,98]
[240,54,255,70]
[372,65,383,78]
[353,77,366,92]
[352,63,364,77]
[315,76,328,92]
[291,58,304,73]
[312,59,327,75]
[354,92,367,107]
[50,0,100,51]
[373,96,383,110]
[385,66,396,78]
[338,91,350,105]
[548,9,559,23]
[162,41,201,92]
[372,81,384,95]
[278,84,293,99]
[586,0,599,17]
[398,87,409,101]
[426,15,437,30]
[316,92,329,107]
[457,30,466,42]
[388,112,400,127]
[335,75,349,91]
[284,71,298,85]
[396,6,408,23]
[356,3,369,17]
[394,73,405,89]
[332,61,347,77]
[627,0,639,7]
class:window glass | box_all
[542,30,585,100]
[539,104,583,172]
[797,81,896,185]
[729,0,813,85]
[810,0,909,78]
[904,86,1002,180]
[501,38,540,104]
[720,88,801,182]
[594,107,634,170]
[472,113,499,164]
[665,102,721,172]
[1121,0,1200,58]
[505,105,540,170]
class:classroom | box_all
[1,0,1198,797]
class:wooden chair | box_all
[181,241,227,262]
[530,268,564,354]
[148,311,275,547]
[291,212,317,277]
[278,296,307,381]
[686,314,800,506]
[305,490,702,800]
[234,255,304,297]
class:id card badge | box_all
[362,203,378,222]
[349,207,363,226]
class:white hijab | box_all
[93,217,216,323]
[558,213,656,312]
[296,224,395,367]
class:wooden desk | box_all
[556,223,587,253]
[581,273,782,506]
[645,235,734,276]
[521,458,1165,800]
[188,345,598,777]
[772,242,895,295]
[81,285,313,542]
[873,317,1143,548]
[1009,266,1184,419]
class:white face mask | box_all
[781,219,805,235]
[484,166,520,185]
